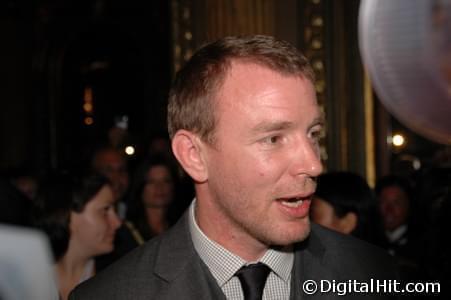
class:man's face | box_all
[93,150,129,200]
[198,62,323,249]
[379,186,409,231]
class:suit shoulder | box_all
[308,223,397,278]
[311,223,385,252]
[70,236,164,299]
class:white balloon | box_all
[359,0,451,145]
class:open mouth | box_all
[279,197,305,208]
[277,194,312,208]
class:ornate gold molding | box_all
[364,72,376,187]
[171,0,276,74]
[204,0,275,40]
[171,0,195,74]
[300,0,328,164]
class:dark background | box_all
[2,0,171,173]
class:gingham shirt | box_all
[189,200,293,300]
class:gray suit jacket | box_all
[70,211,398,299]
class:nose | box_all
[289,137,323,178]
[381,202,395,216]
[110,211,122,231]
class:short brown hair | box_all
[167,35,315,143]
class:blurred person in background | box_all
[424,185,450,300]
[376,175,422,279]
[375,175,417,257]
[7,167,39,201]
[127,155,186,240]
[311,171,385,246]
[32,173,121,300]
[91,146,129,216]
[90,145,144,270]
[146,132,173,160]
[145,132,196,206]
[0,177,32,227]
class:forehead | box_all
[214,62,319,125]
[147,165,171,176]
[96,150,125,166]
[85,185,115,209]
[381,186,408,200]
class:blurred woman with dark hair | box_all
[33,173,121,300]
[311,171,385,246]
[127,155,185,240]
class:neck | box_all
[57,255,91,278]
[56,244,93,300]
[146,206,169,234]
[195,189,268,261]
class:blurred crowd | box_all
[310,168,450,297]
[0,132,194,299]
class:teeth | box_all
[281,199,304,208]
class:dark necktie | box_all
[236,263,271,300]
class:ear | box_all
[171,130,208,183]
[338,212,358,234]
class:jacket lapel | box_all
[153,212,226,299]
[290,225,337,300]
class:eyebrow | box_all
[310,116,325,128]
[251,121,295,134]
[251,117,325,134]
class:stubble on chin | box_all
[251,216,312,248]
